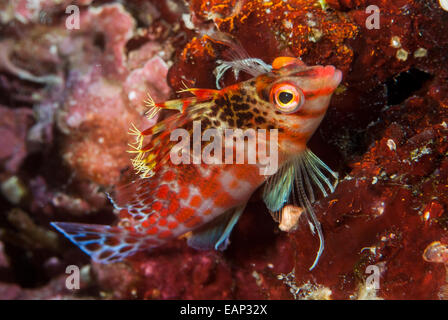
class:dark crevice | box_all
[93,33,106,51]
[386,68,432,105]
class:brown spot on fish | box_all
[255,116,266,124]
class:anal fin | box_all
[187,204,246,251]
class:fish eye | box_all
[270,83,304,114]
[278,91,294,104]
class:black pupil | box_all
[278,91,293,104]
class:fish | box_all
[51,38,342,270]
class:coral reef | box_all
[0,0,447,299]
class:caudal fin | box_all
[51,222,159,263]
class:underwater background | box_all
[0,0,447,299]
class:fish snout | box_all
[331,68,343,89]
[319,65,342,90]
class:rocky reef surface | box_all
[0,0,447,299]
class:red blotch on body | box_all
[163,171,176,181]
[156,185,170,199]
[148,214,158,225]
[160,208,169,217]
[158,230,172,239]
[190,195,202,207]
[214,191,233,207]
[168,198,179,214]
[146,226,158,235]
[125,225,136,233]
[179,186,190,199]
[152,201,162,211]
[197,170,220,198]
[185,216,202,228]
[168,221,178,229]
[233,166,248,180]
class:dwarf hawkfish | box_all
[52,35,342,270]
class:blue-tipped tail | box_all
[51,222,153,263]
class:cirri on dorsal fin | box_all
[204,32,272,89]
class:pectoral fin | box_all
[187,204,246,251]
[262,161,295,221]
[262,148,339,270]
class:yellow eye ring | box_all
[270,83,304,113]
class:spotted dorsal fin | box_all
[143,88,218,120]
[128,96,216,178]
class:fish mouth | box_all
[332,68,343,88]
[323,65,342,88]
